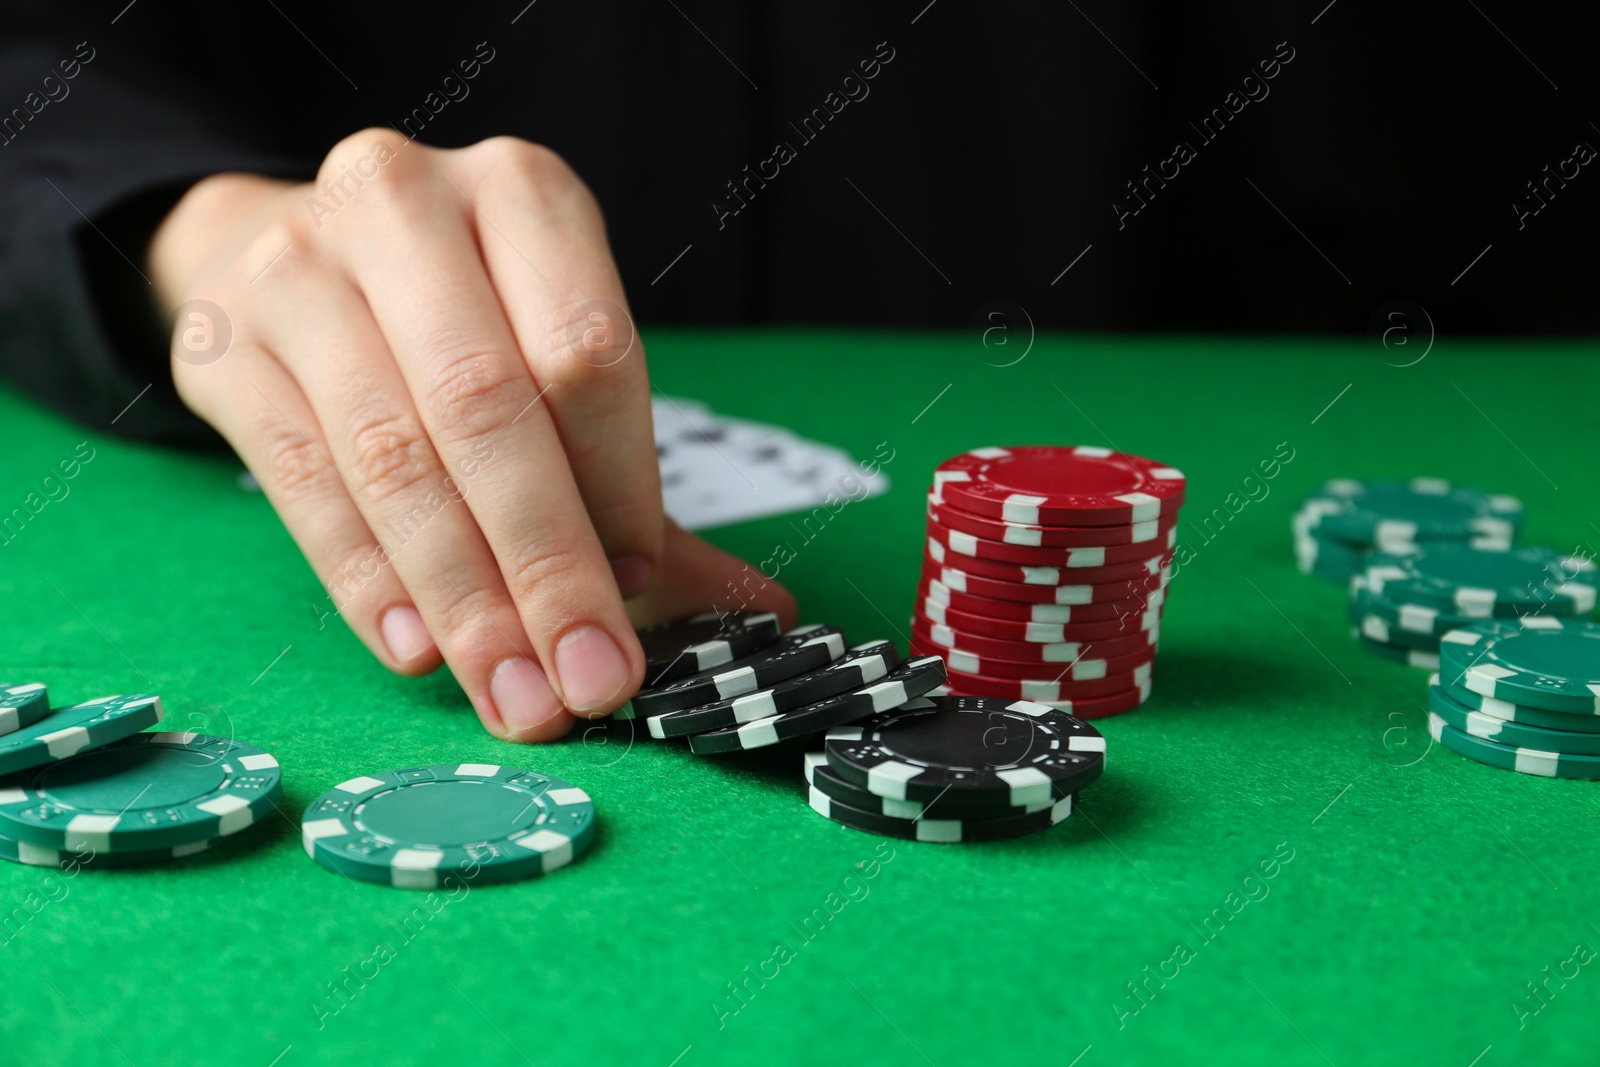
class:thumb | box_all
[624,518,798,630]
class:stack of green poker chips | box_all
[1346,541,1596,669]
[1292,477,1520,585]
[1426,618,1600,778]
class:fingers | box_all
[315,134,643,716]
[169,342,442,676]
[454,139,662,594]
[245,260,575,743]
[626,518,799,632]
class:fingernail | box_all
[554,625,631,711]
[489,657,565,734]
[609,554,654,599]
[380,605,435,664]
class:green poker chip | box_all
[1349,589,1445,651]
[1293,526,1368,583]
[302,764,596,889]
[0,827,212,869]
[1429,712,1600,779]
[1428,680,1600,756]
[1364,544,1598,618]
[1431,674,1600,733]
[1439,617,1600,714]
[0,731,282,852]
[0,693,164,776]
[0,682,49,737]
[1352,632,1439,670]
[1297,478,1522,546]
[1348,576,1492,639]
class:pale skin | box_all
[149,130,796,743]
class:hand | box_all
[149,131,794,742]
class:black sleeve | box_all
[0,15,315,445]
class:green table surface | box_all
[3,331,1599,1066]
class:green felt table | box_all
[2,331,1599,1066]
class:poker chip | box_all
[922,579,1161,624]
[0,827,212,869]
[926,536,1169,585]
[1352,632,1439,670]
[0,732,281,852]
[928,495,1180,548]
[932,446,1185,526]
[912,636,1153,682]
[636,611,783,685]
[927,519,1177,567]
[801,752,1056,819]
[619,624,845,718]
[646,640,900,738]
[1364,544,1598,618]
[1430,673,1600,732]
[0,682,49,736]
[940,662,1151,702]
[302,764,596,889]
[1029,680,1152,719]
[912,618,1158,663]
[0,694,164,776]
[1429,712,1600,779]
[1293,526,1370,583]
[919,596,1159,642]
[1353,612,1443,652]
[685,656,947,755]
[807,784,1073,843]
[1438,617,1600,713]
[922,560,1168,605]
[824,695,1106,805]
[1348,577,1483,640]
[1298,478,1522,546]
[1428,680,1600,756]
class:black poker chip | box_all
[636,611,782,685]
[823,695,1105,806]
[801,752,1057,819]
[645,640,901,738]
[805,784,1073,843]
[686,656,947,755]
[620,625,847,719]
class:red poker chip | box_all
[913,639,1154,682]
[936,660,1155,702]
[911,618,1159,663]
[926,516,1178,567]
[921,559,1170,605]
[919,579,1162,624]
[932,447,1185,526]
[928,496,1181,548]
[917,595,1161,642]
[934,680,1151,720]
[925,537,1171,586]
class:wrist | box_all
[148,173,302,311]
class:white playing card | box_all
[653,395,889,530]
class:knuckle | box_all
[343,407,436,499]
[262,423,337,498]
[421,347,529,442]
[475,137,594,209]
[505,542,589,605]
[320,127,409,184]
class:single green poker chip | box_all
[1429,712,1600,779]
[0,731,281,852]
[1364,544,1598,618]
[1439,617,1600,713]
[0,682,49,737]
[0,827,212,869]
[302,764,596,889]
[1428,680,1600,756]
[1352,632,1439,670]
[1297,478,1522,545]
[0,694,164,776]
[1348,576,1493,639]
[1429,673,1600,732]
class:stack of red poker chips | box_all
[911,446,1184,718]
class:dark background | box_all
[2,1,1595,438]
